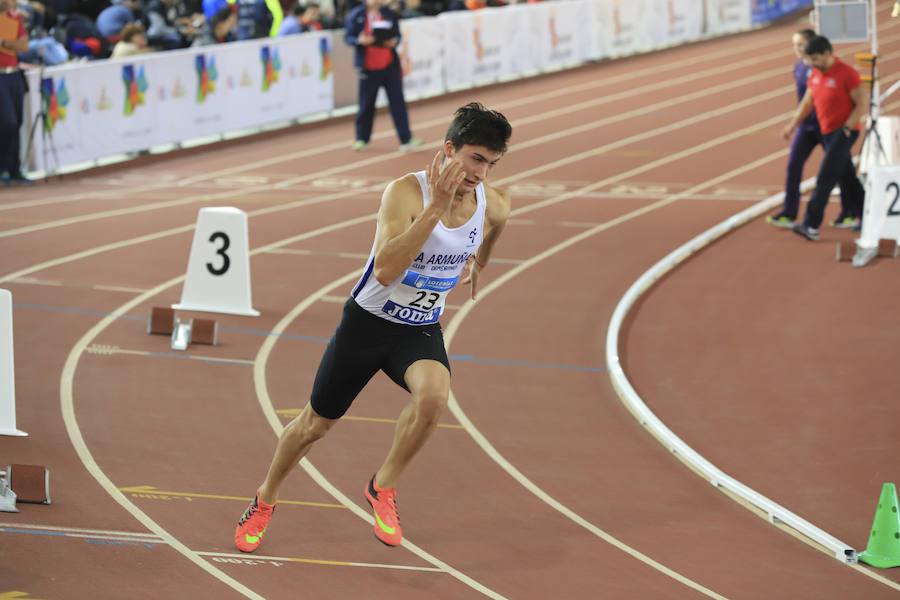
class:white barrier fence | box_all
[23,0,802,173]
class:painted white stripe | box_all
[440,154,801,600]
[250,272,511,599]
[0,522,164,539]
[197,550,445,572]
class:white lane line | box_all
[197,551,445,573]
[249,271,510,599]
[6,34,878,237]
[0,522,164,539]
[439,149,810,599]
[3,28,792,212]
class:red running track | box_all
[2,9,900,599]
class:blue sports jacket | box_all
[344,4,401,70]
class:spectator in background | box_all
[95,0,140,41]
[278,3,320,35]
[345,0,422,152]
[768,28,824,229]
[192,3,236,44]
[110,20,149,56]
[781,35,866,241]
[400,0,420,18]
[16,0,68,65]
[143,0,191,48]
[0,0,32,185]
[202,0,228,21]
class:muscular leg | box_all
[257,403,339,505]
[374,359,450,489]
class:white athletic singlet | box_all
[351,170,486,325]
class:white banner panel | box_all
[651,0,703,46]
[399,17,445,99]
[704,0,751,35]
[534,0,595,71]
[589,0,655,58]
[441,8,513,89]
[26,33,335,172]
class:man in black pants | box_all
[344,0,422,153]
[0,0,32,185]
[781,35,865,241]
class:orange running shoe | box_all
[234,492,275,553]
[364,475,402,546]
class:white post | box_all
[0,289,27,437]
[173,207,260,317]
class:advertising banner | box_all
[751,0,813,25]
[398,17,445,99]
[704,0,752,35]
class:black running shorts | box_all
[309,298,451,420]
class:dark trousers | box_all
[782,125,821,219]
[803,128,865,229]
[0,71,25,177]
[355,59,411,144]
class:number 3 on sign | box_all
[207,231,231,276]
[173,207,259,316]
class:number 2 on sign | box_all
[207,231,231,276]
[887,182,900,217]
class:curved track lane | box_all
[2,10,900,599]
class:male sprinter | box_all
[235,102,512,550]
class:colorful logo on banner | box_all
[195,55,218,103]
[613,0,622,35]
[320,37,332,80]
[40,77,69,132]
[752,0,813,24]
[261,46,281,91]
[122,64,148,116]
[399,26,411,77]
[473,16,484,61]
[549,8,558,48]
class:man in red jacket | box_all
[781,35,866,240]
[0,0,32,185]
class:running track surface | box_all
[2,10,900,600]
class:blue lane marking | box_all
[0,527,156,548]
[11,303,603,373]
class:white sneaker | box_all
[399,138,424,152]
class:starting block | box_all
[0,470,16,512]
[836,239,898,262]
[147,307,218,351]
[6,464,50,504]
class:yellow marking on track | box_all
[197,551,444,572]
[0,593,48,600]
[274,409,464,429]
[117,486,345,509]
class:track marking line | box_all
[274,409,465,429]
[4,28,797,212]
[0,522,164,539]
[251,270,510,600]
[436,157,796,600]
[118,485,345,508]
[197,551,444,572]
[10,34,893,237]
[84,344,255,365]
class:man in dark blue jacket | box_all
[344,0,422,152]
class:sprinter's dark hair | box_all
[444,102,512,154]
